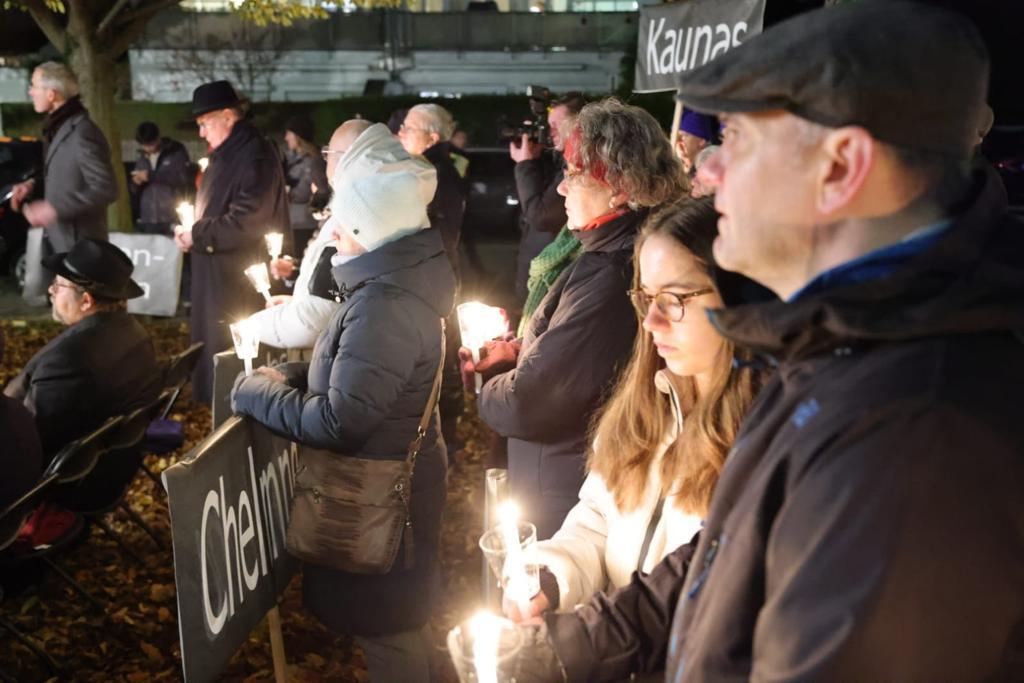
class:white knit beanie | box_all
[329,123,437,252]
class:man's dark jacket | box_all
[423,141,466,271]
[3,310,161,462]
[514,150,567,301]
[232,229,456,637]
[479,210,642,539]
[190,119,290,404]
[133,137,192,226]
[662,166,1024,681]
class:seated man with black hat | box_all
[4,239,162,463]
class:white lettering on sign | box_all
[645,19,748,77]
[199,443,298,635]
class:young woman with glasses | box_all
[507,196,769,621]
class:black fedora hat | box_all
[42,238,144,301]
[191,80,245,117]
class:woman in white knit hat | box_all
[232,122,455,682]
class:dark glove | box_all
[502,622,568,683]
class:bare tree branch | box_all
[105,0,181,58]
[97,0,132,37]
[22,0,67,53]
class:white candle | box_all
[265,232,284,260]
[498,501,534,618]
[176,202,195,232]
[229,317,260,375]
[456,302,509,394]
[244,263,273,303]
[198,157,209,172]
[469,611,501,683]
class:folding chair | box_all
[136,342,204,489]
[54,392,172,563]
[0,474,65,678]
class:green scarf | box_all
[518,225,583,336]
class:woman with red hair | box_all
[464,99,687,538]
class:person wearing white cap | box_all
[232,123,455,682]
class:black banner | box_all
[163,417,299,683]
[634,0,766,93]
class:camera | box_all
[498,85,554,148]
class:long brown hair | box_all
[588,197,766,517]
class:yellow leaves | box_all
[140,641,163,662]
[149,583,176,603]
[158,606,174,624]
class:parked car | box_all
[458,147,522,313]
[0,136,43,286]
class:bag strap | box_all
[406,317,446,466]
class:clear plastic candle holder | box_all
[456,301,509,393]
[447,611,522,683]
[265,232,284,260]
[244,263,273,302]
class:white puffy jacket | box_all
[533,370,703,611]
[250,218,339,349]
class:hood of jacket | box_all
[331,228,455,319]
[709,165,1024,361]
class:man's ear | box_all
[429,132,442,148]
[80,291,96,312]
[816,126,875,216]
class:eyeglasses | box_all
[563,166,587,187]
[321,147,346,161]
[49,279,83,295]
[628,287,714,322]
[399,123,429,134]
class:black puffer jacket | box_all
[667,166,1024,681]
[231,228,456,636]
[478,210,644,539]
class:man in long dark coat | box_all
[174,80,289,404]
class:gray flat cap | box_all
[676,0,989,158]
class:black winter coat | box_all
[284,149,329,233]
[190,120,290,404]
[3,311,161,462]
[231,229,456,637]
[133,137,192,225]
[478,210,643,539]
[423,141,467,271]
[667,167,1024,681]
[514,150,567,301]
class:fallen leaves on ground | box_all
[0,318,489,682]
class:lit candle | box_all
[176,202,195,232]
[198,157,209,172]
[265,232,284,260]
[244,263,273,303]
[469,611,501,683]
[498,501,534,619]
[230,317,260,376]
[456,302,509,394]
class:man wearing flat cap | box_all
[489,3,1024,682]
[174,80,289,404]
[4,239,161,463]
[656,2,1024,680]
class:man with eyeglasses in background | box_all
[173,80,289,405]
[252,119,373,352]
[398,103,468,454]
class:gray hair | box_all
[694,145,719,171]
[34,62,79,100]
[408,103,455,141]
[569,98,686,209]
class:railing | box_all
[137,9,638,53]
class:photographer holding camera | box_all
[509,91,586,305]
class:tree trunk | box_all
[67,32,133,233]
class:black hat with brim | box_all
[676,0,989,158]
[42,238,145,301]
[192,80,245,118]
